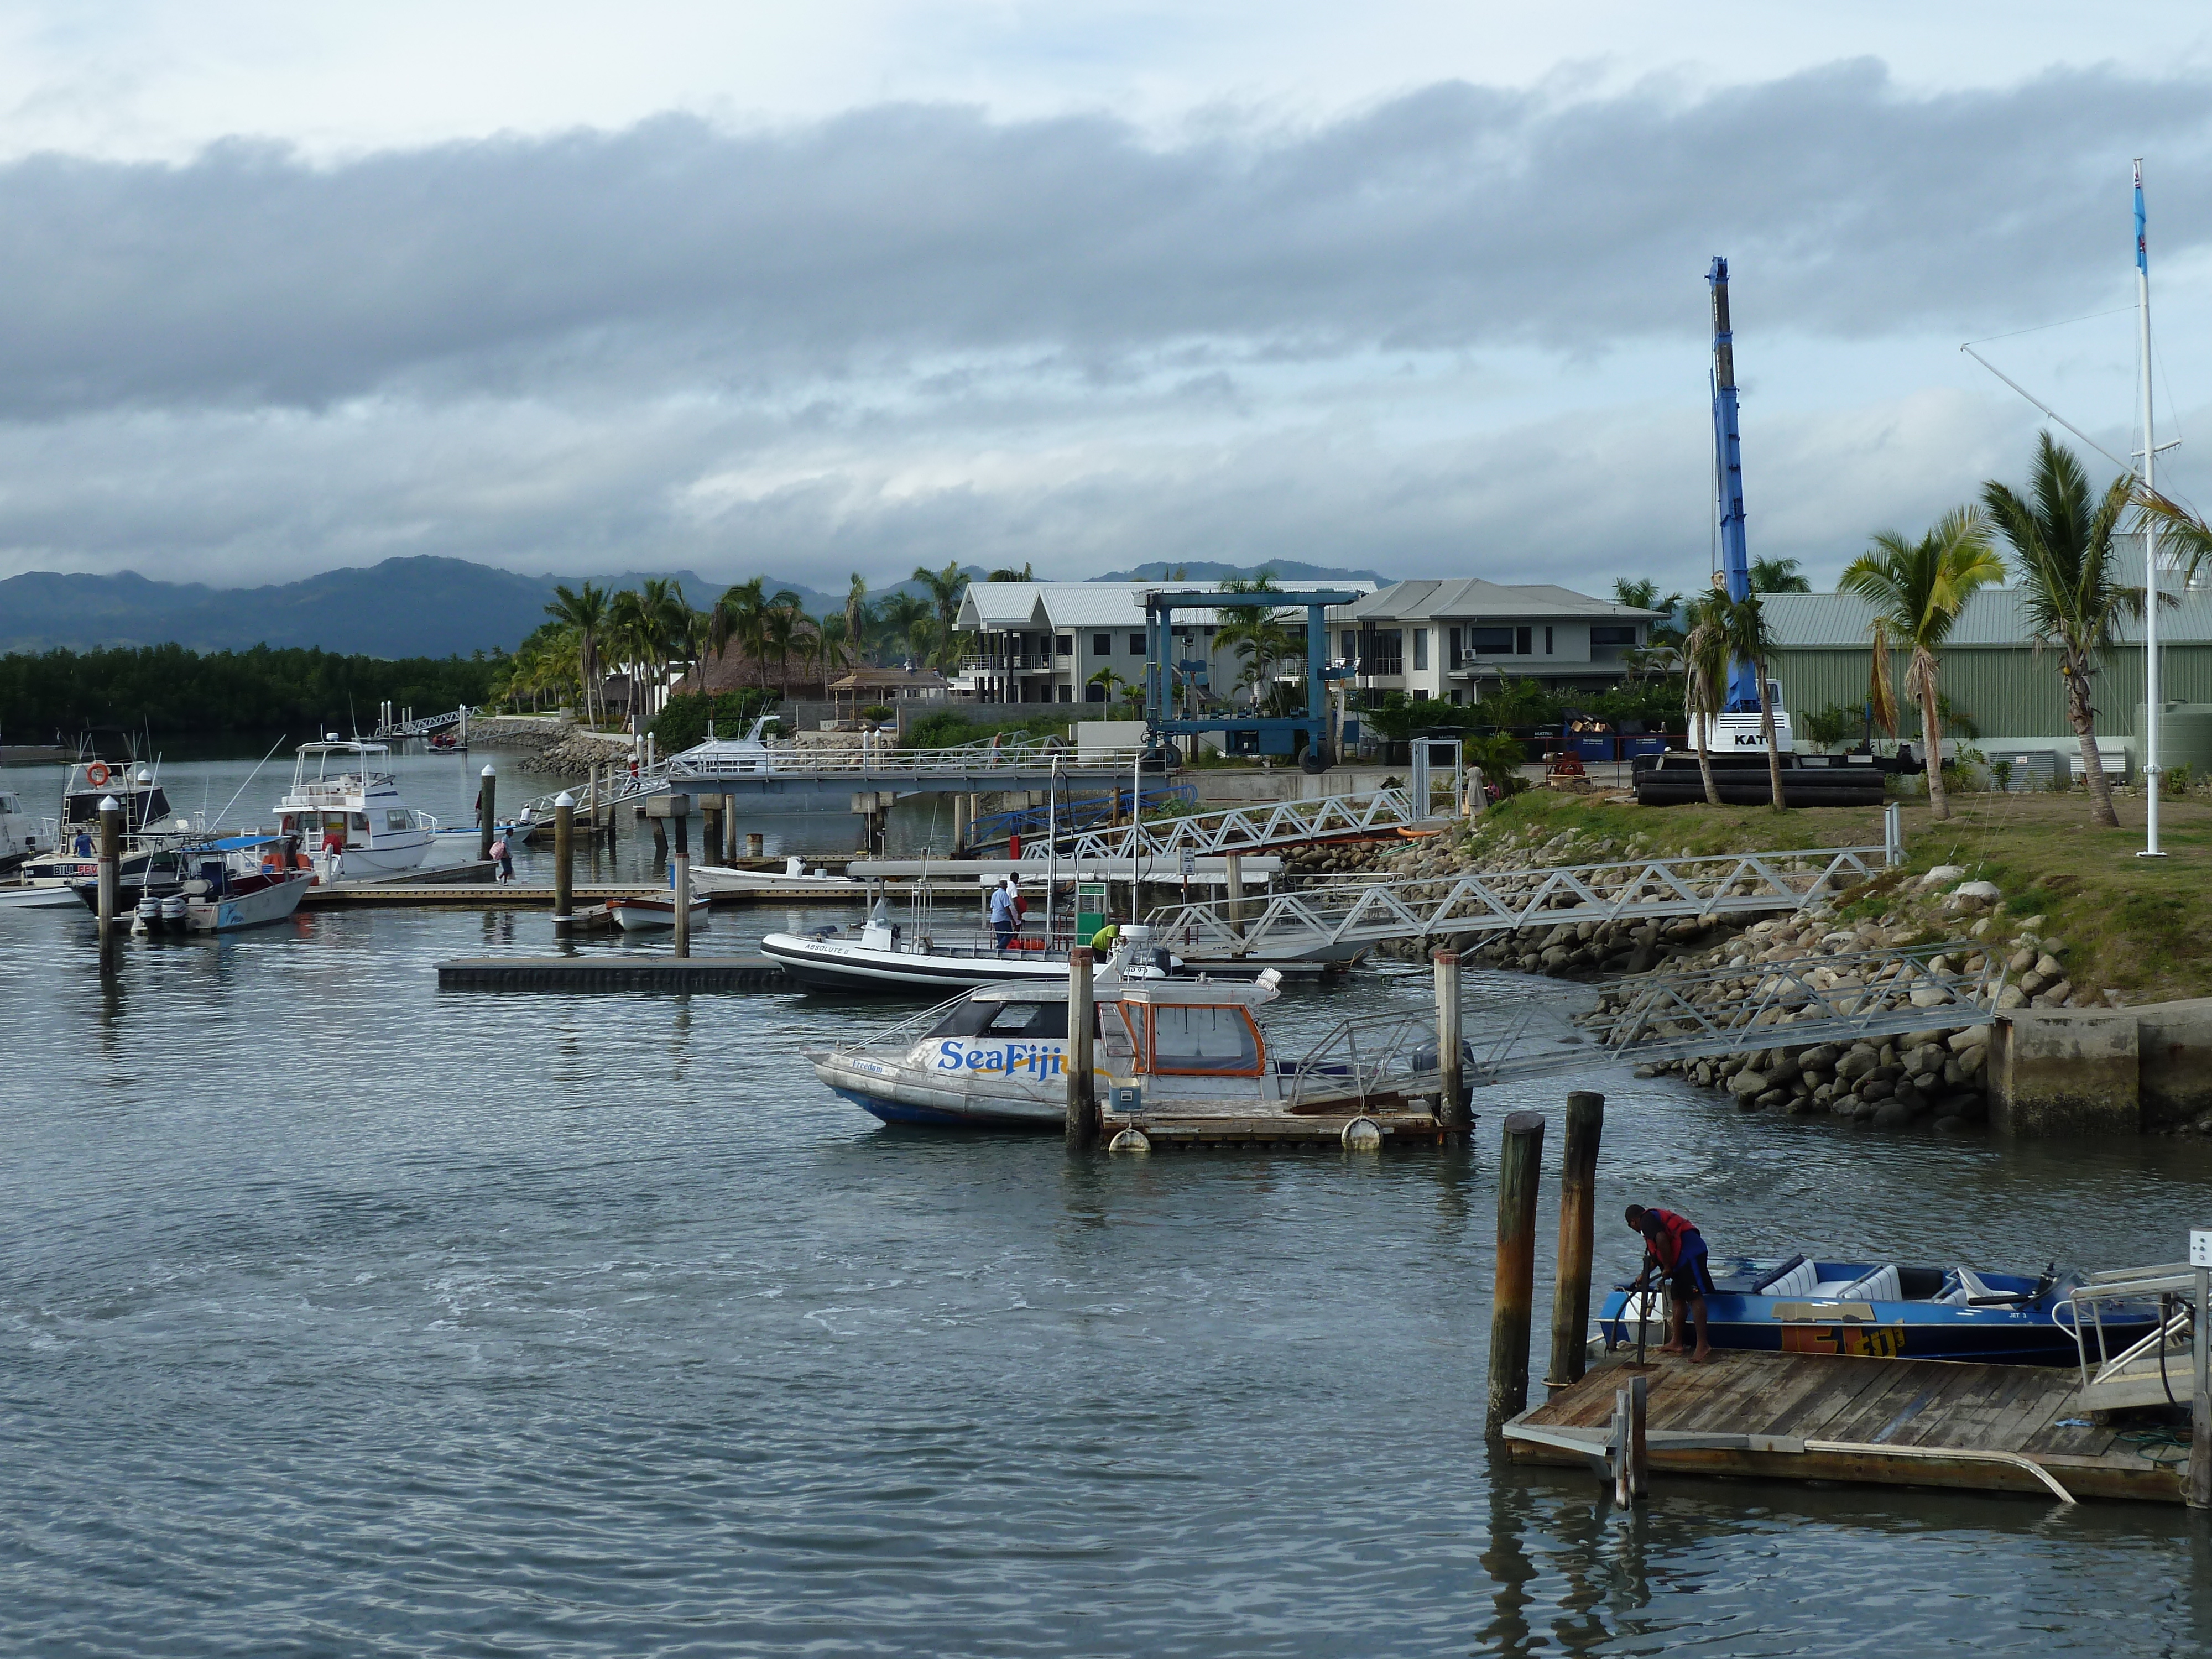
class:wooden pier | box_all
[435,956,789,992]
[1504,1348,2189,1505]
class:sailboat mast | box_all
[2137,160,2164,859]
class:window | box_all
[1411,688,1429,702]
[1413,627,1428,671]
[1448,690,1464,706]
[1058,684,1072,703]
[1055,634,1073,657]
[1463,626,1514,654]
[1146,1003,1261,1074]
[986,1000,1070,1037]
[385,810,411,833]
[1544,627,1553,655]
[1092,633,1112,658]
[1085,681,1107,702]
[1128,633,1145,655]
[1360,628,1404,676]
[1591,625,1637,646]
[1515,626,1533,655]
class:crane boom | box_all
[1708,256,1761,712]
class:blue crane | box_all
[1708,255,1763,714]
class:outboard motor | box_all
[134,895,160,933]
[1413,1036,1480,1114]
[160,894,187,931]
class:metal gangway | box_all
[1148,842,1895,959]
[370,704,469,740]
[2060,1262,2204,1414]
[1438,941,2004,1089]
[1022,785,1432,864]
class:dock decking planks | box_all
[1509,1348,2187,1504]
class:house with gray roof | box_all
[1335,579,1661,705]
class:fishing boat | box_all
[271,740,439,877]
[1597,1255,2163,1367]
[810,971,1458,1138]
[92,835,314,934]
[0,784,41,874]
[14,753,201,901]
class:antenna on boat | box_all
[209,734,289,834]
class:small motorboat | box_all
[97,835,314,934]
[690,855,860,896]
[765,906,1178,993]
[272,739,439,878]
[607,890,713,932]
[809,970,1458,1138]
[1598,1255,2163,1367]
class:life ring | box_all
[85,762,111,786]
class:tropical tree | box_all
[1612,577,1685,645]
[543,581,610,724]
[844,575,870,666]
[1088,665,1136,713]
[912,562,967,633]
[873,592,932,664]
[986,562,1034,582]
[1679,593,1730,807]
[1982,434,2148,828]
[1837,508,2005,821]
[1464,732,1529,802]
[1749,557,1812,593]
[813,612,852,696]
[2133,488,2212,586]
[1717,591,1786,809]
[760,591,807,690]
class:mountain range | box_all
[0,556,1395,658]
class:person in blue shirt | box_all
[988,881,1016,952]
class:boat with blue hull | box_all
[1598,1255,2162,1367]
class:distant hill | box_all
[1089,560,1392,586]
[0,557,952,658]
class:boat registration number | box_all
[1780,1323,1908,1359]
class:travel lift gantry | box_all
[1140,588,1360,773]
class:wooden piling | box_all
[701,797,723,868]
[551,792,575,929]
[1433,950,1467,1134]
[97,798,122,975]
[477,765,497,863]
[1612,1373,1648,1504]
[1486,1110,1546,1441]
[671,807,692,960]
[1546,1090,1605,1389]
[1065,946,1098,1149]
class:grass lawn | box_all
[1467,787,2212,1004]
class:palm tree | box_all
[986,562,1034,582]
[706,577,770,690]
[1838,507,2006,822]
[874,592,931,664]
[1982,434,2147,828]
[760,592,806,691]
[1680,593,1730,807]
[1088,665,1134,712]
[2133,488,2212,585]
[844,575,870,667]
[543,582,610,724]
[1749,557,1812,593]
[1612,577,1685,646]
[912,562,967,632]
[1718,591,1786,810]
[814,612,852,696]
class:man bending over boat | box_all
[1625,1204,1714,1363]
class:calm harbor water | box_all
[4,753,2210,1655]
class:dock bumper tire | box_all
[1340,1115,1383,1151]
[1108,1128,1152,1154]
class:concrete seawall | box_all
[1991,998,2212,1137]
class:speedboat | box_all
[96,835,314,934]
[272,739,437,877]
[764,906,1182,992]
[808,971,1457,1137]
[1598,1255,2162,1367]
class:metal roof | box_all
[1762,588,2212,649]
[1344,579,1656,622]
[958,580,1375,632]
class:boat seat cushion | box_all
[1837,1265,1901,1302]
[1762,1259,1819,1298]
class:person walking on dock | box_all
[1625,1204,1714,1363]
[489,833,513,885]
[989,880,1017,953]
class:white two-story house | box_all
[1335,580,1658,706]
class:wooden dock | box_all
[307,882,659,909]
[1504,1348,2189,1504]
[435,956,789,992]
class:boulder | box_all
[1859,1077,1896,1103]
[1729,1070,1770,1097]
[1871,1100,1916,1129]
[1947,1026,1992,1053]
[1918,864,1968,888]
[1799,1044,1841,1072]
[2035,953,2064,979]
[1952,880,2002,902]
[1835,1050,1877,1082]
[2008,947,2038,974]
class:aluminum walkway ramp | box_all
[1022,786,1431,863]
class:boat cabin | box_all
[272,740,435,862]
[669,716,782,778]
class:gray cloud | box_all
[4,61,2210,416]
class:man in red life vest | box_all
[1625,1204,1714,1363]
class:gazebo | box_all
[827,666,952,726]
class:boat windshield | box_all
[925,998,1088,1040]
[1145,1004,1262,1074]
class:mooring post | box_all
[1065,945,1098,1149]
[1629,1371,1649,1499]
[551,791,575,930]
[952,792,968,854]
[1433,949,1467,1136]
[1225,853,1246,942]
[1546,1090,1605,1389]
[671,804,691,959]
[701,797,722,868]
[477,764,497,864]
[1485,1110,1546,1441]
[97,795,122,975]
[1611,1385,1633,1505]
[2190,1249,2211,1510]
[724,797,740,864]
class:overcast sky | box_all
[5,2,2212,599]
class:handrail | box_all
[1027,786,1428,864]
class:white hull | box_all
[319,833,434,876]
[812,1050,1072,1128]
[763,932,1081,992]
[0,882,81,910]
[187,874,314,932]
[690,864,860,896]
[609,895,712,932]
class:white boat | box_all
[0,784,40,873]
[690,855,860,896]
[120,836,314,933]
[15,753,199,899]
[763,906,1175,992]
[666,714,784,778]
[607,890,713,932]
[272,740,438,877]
[0,881,81,910]
[809,971,1452,1134]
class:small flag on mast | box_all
[2136,159,2148,274]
